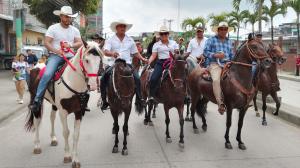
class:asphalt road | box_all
[0,92,300,168]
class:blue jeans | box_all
[251,61,257,78]
[34,54,65,103]
[149,59,165,97]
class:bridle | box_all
[167,59,186,89]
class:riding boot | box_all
[100,68,111,110]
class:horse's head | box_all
[171,55,187,89]
[268,43,287,65]
[245,39,273,69]
[81,40,104,91]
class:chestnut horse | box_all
[141,56,187,148]
[188,39,272,150]
[107,59,142,155]
[25,41,103,168]
[253,43,286,125]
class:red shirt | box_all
[297,57,300,66]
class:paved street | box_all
[278,78,300,108]
[0,92,300,168]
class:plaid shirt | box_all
[204,35,234,66]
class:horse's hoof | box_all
[256,112,260,117]
[152,114,156,118]
[112,128,116,134]
[178,142,184,148]
[239,143,247,150]
[33,148,42,154]
[193,128,200,134]
[225,142,233,149]
[148,121,154,126]
[166,138,172,143]
[112,146,118,153]
[273,112,278,116]
[50,140,58,146]
[185,117,190,121]
[202,125,207,132]
[122,149,128,155]
[188,117,193,122]
[144,120,148,125]
[262,120,267,126]
[127,132,129,136]
[72,162,81,168]
[63,156,72,163]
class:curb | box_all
[0,104,27,124]
[256,100,300,126]
[278,74,300,82]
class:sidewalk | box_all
[278,71,300,82]
[0,70,29,123]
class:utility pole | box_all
[167,19,174,31]
[12,0,24,55]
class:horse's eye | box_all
[86,60,89,64]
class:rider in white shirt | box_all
[100,19,147,110]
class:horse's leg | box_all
[236,109,247,150]
[144,102,148,125]
[253,92,260,117]
[164,105,172,143]
[50,105,58,146]
[199,98,208,132]
[152,103,157,118]
[270,91,280,116]
[71,118,81,168]
[224,107,233,149]
[33,116,42,154]
[262,93,268,126]
[59,112,72,163]
[112,110,119,153]
[147,100,154,126]
[122,110,130,155]
[185,96,192,121]
[177,104,185,148]
[190,95,199,134]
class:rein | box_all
[112,64,134,100]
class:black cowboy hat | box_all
[91,34,104,40]
[255,33,263,37]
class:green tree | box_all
[23,0,100,27]
[233,0,266,33]
[208,12,229,26]
[263,0,287,43]
[228,10,248,43]
[181,17,206,31]
[244,10,268,33]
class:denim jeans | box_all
[251,61,257,78]
[34,54,65,103]
[149,59,165,97]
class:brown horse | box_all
[188,39,272,150]
[253,43,286,125]
[141,56,187,148]
[107,59,142,155]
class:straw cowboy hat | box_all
[110,19,133,33]
[53,6,78,17]
[212,22,234,33]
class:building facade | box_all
[86,0,103,35]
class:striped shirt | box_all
[204,35,234,66]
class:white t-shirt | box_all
[12,61,29,81]
[45,23,81,52]
[187,37,207,59]
[103,34,138,64]
[152,40,179,59]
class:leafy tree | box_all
[228,9,248,42]
[181,17,206,31]
[244,10,268,33]
[23,0,100,27]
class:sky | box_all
[102,0,297,37]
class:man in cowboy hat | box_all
[100,19,147,110]
[31,6,82,115]
[204,22,234,115]
[185,25,208,71]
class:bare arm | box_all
[45,36,62,55]
[133,52,147,63]
[148,52,158,65]
[104,50,119,58]
[71,37,83,49]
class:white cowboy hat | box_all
[158,25,170,33]
[110,19,133,33]
[53,6,78,17]
[212,22,234,33]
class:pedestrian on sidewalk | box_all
[12,53,29,104]
[34,54,47,69]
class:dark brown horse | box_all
[107,59,141,155]
[253,43,286,125]
[188,39,272,150]
[141,56,187,148]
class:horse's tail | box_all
[195,97,208,117]
[25,68,42,132]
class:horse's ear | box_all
[248,33,254,41]
[82,38,88,48]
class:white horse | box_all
[25,41,103,168]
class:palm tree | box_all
[233,0,266,33]
[208,12,229,26]
[181,17,206,31]
[228,10,248,43]
[244,10,268,33]
[263,0,287,43]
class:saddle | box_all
[39,63,68,81]
[201,63,231,81]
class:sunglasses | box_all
[159,32,169,36]
[218,28,228,31]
